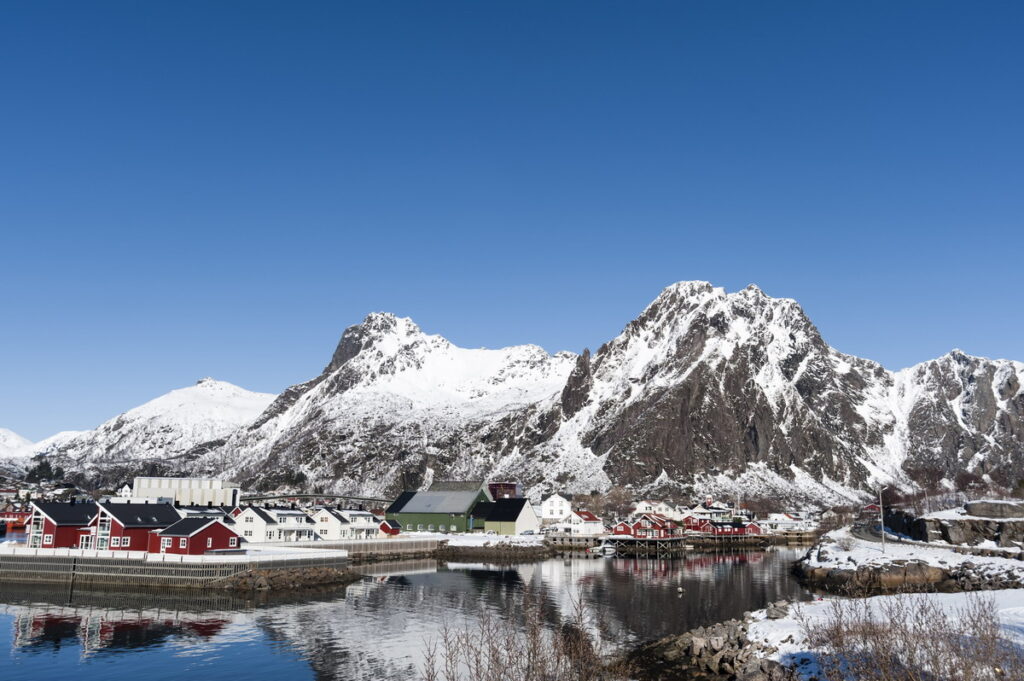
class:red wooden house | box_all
[81,502,182,551]
[379,519,401,536]
[611,513,681,539]
[27,501,97,548]
[148,518,241,555]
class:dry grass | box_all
[800,593,1024,680]
[419,590,629,681]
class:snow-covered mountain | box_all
[0,428,33,459]
[25,282,1024,504]
[31,379,275,484]
[184,281,1022,505]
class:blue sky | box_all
[2,2,1022,441]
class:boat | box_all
[586,542,616,556]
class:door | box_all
[160,537,171,554]
[80,535,93,550]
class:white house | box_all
[760,512,817,533]
[485,498,541,535]
[563,510,605,536]
[235,506,317,543]
[311,507,383,540]
[632,500,675,518]
[132,477,240,507]
[540,494,573,524]
[688,496,734,522]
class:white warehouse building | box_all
[132,477,241,507]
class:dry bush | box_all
[420,590,628,681]
[800,593,1024,681]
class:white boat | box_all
[586,542,616,556]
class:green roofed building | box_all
[385,485,491,533]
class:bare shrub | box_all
[420,590,628,681]
[800,593,1024,681]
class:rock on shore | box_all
[627,604,797,681]
[218,566,362,591]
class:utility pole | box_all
[879,486,887,554]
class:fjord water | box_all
[0,549,809,681]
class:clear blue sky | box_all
[2,2,1022,441]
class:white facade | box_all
[235,507,316,543]
[760,512,817,533]
[508,503,541,535]
[632,500,675,518]
[564,510,605,536]
[311,508,381,540]
[132,477,240,507]
[541,494,572,523]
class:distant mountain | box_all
[28,283,1024,505]
[0,428,33,459]
[31,379,275,486]
[186,282,1022,505]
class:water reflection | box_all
[0,548,810,681]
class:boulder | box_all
[965,501,1024,519]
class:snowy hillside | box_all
[32,379,275,482]
[27,282,1024,504]
[0,428,33,459]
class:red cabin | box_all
[611,513,680,539]
[81,502,182,551]
[379,519,401,536]
[149,518,241,555]
[27,501,97,548]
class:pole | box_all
[879,487,885,554]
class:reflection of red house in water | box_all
[611,513,681,539]
[14,610,229,654]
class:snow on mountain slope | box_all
[33,282,1024,505]
[195,313,577,495]
[0,428,33,459]
[32,379,275,481]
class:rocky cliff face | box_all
[22,282,1024,504]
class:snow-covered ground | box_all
[748,590,1024,680]
[402,531,545,547]
[806,527,1024,575]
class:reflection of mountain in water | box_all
[0,551,810,681]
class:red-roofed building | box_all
[611,513,681,539]
[562,509,605,536]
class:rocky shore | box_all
[435,541,556,562]
[886,501,1024,548]
[626,602,797,681]
[216,566,362,591]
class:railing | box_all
[0,546,350,588]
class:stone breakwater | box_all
[626,602,796,681]
[434,542,556,563]
[795,555,1024,594]
[885,504,1024,548]
[217,566,362,591]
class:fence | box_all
[0,547,350,589]
[266,537,440,558]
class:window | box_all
[229,537,238,548]
[245,515,253,523]
[244,530,253,537]
[111,537,120,548]
[319,528,327,535]
[179,538,187,548]
[207,537,213,548]
[161,537,172,548]
[417,524,424,531]
[122,536,131,547]
[43,534,53,545]
[450,525,457,532]
[427,524,435,532]
[267,531,273,538]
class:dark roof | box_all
[158,517,222,537]
[386,491,416,514]
[396,490,482,515]
[322,508,350,524]
[470,501,494,519]
[245,506,278,524]
[99,502,181,528]
[428,480,485,493]
[382,519,401,529]
[31,501,97,526]
[485,498,529,523]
